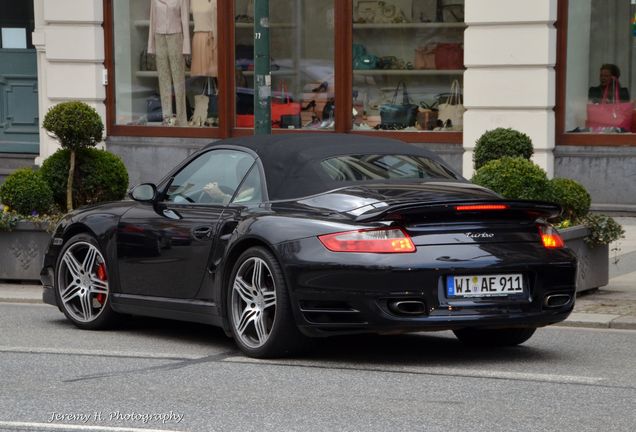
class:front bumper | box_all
[40,266,58,307]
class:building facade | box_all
[2,0,634,211]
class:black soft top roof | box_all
[203,134,460,201]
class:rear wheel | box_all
[227,247,304,358]
[453,327,536,347]
[55,233,116,330]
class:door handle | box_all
[192,226,213,239]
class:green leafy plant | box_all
[545,177,591,222]
[40,148,129,210]
[42,101,104,211]
[580,214,625,247]
[473,128,534,170]
[0,168,54,215]
[471,157,549,201]
[0,210,22,231]
[472,153,623,247]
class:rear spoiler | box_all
[354,199,562,223]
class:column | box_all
[463,0,557,178]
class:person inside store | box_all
[588,64,630,103]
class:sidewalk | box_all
[559,216,636,330]
[2,217,636,330]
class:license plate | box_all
[446,274,524,298]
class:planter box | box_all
[0,222,51,281]
[559,225,609,293]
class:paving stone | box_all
[610,315,636,330]
[558,312,622,329]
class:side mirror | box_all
[129,183,157,202]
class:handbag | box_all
[440,0,464,22]
[140,49,156,72]
[236,114,254,128]
[416,108,438,130]
[438,80,464,131]
[412,0,439,22]
[280,114,302,129]
[414,44,437,69]
[586,80,633,131]
[354,53,379,70]
[271,82,301,125]
[379,82,418,127]
[434,43,463,69]
[146,95,162,122]
[354,0,412,23]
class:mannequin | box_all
[190,0,218,127]
[148,0,191,126]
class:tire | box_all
[227,246,305,358]
[54,233,117,330]
[453,327,537,347]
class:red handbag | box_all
[434,43,463,70]
[236,114,254,128]
[586,81,633,132]
[271,83,301,125]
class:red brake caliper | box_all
[96,263,107,304]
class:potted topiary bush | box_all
[0,168,60,280]
[40,147,129,211]
[0,100,129,280]
[471,129,624,292]
[42,101,104,211]
[471,157,548,201]
[473,127,534,170]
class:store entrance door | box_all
[0,1,38,154]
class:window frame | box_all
[103,0,463,144]
[556,0,636,147]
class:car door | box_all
[116,149,255,299]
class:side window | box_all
[232,165,263,204]
[165,150,255,205]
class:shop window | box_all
[351,0,465,132]
[112,0,219,128]
[234,0,335,130]
[565,0,635,134]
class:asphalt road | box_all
[1,303,635,432]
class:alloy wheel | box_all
[57,241,109,323]
[231,257,277,349]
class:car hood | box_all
[287,182,500,216]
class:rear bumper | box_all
[293,288,574,337]
[277,238,577,337]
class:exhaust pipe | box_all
[544,294,572,308]
[388,300,427,316]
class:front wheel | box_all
[227,247,304,358]
[55,233,117,330]
[453,327,537,347]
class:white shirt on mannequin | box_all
[191,0,216,33]
[148,0,191,54]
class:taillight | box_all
[318,227,415,253]
[455,204,509,211]
[538,225,565,249]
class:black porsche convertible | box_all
[41,134,577,358]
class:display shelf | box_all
[235,22,296,29]
[353,22,466,30]
[134,19,194,28]
[136,71,192,78]
[353,69,464,76]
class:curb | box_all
[1,295,635,330]
[556,312,636,330]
